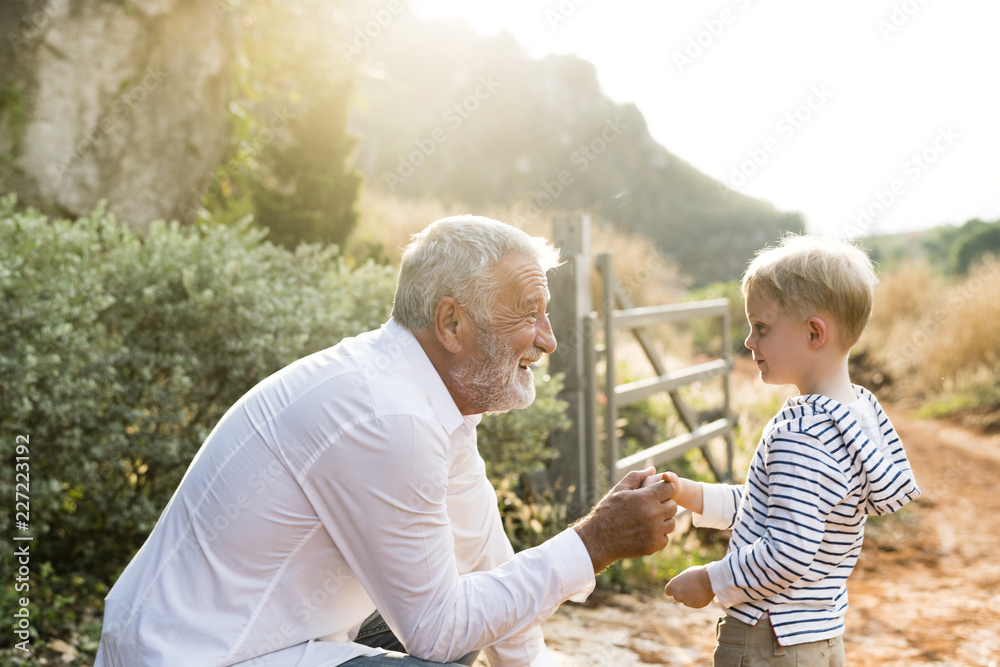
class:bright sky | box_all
[409,0,1000,239]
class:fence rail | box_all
[614,358,729,406]
[614,418,731,475]
[599,253,735,489]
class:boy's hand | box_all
[640,470,679,488]
[641,471,703,514]
[665,565,714,608]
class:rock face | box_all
[352,16,805,285]
[0,0,237,228]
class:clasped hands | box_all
[572,467,716,608]
[643,471,716,609]
[571,467,678,574]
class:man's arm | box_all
[304,415,597,665]
[445,441,556,666]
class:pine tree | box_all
[252,76,362,249]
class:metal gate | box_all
[548,215,736,517]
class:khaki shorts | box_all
[713,615,845,667]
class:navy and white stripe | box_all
[703,386,920,646]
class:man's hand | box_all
[665,565,714,608]
[572,467,677,574]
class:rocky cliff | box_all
[0,0,237,228]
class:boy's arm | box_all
[643,472,743,529]
[702,433,849,608]
[655,474,739,609]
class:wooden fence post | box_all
[547,214,593,519]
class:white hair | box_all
[391,215,562,331]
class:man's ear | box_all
[433,297,466,354]
[806,316,828,348]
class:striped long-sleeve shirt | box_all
[697,386,920,646]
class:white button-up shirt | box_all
[95,320,595,667]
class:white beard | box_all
[453,326,538,414]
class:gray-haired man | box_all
[95,216,678,667]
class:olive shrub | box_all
[0,195,569,637]
[0,196,398,581]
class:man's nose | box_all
[535,312,557,354]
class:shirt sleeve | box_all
[301,414,595,666]
[445,433,587,666]
[691,482,743,530]
[706,432,849,607]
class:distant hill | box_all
[863,217,1000,275]
[859,227,940,270]
[348,15,804,285]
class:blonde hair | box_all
[741,234,878,349]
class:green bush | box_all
[0,195,397,586]
[477,371,570,483]
[950,220,1000,275]
[479,371,571,552]
[0,195,574,656]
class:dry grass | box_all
[351,186,1000,426]
[353,188,1000,403]
[351,186,689,309]
[858,256,1000,408]
[941,258,1000,372]
[349,187,468,263]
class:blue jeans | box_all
[344,611,480,666]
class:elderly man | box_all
[94,216,677,667]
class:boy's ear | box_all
[806,316,828,348]
[433,297,466,354]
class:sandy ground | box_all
[528,408,1000,666]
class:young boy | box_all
[658,235,920,665]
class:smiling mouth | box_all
[518,351,542,371]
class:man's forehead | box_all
[513,265,549,296]
[499,255,548,292]
[519,285,551,307]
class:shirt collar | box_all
[383,319,482,434]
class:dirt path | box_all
[536,408,1000,666]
